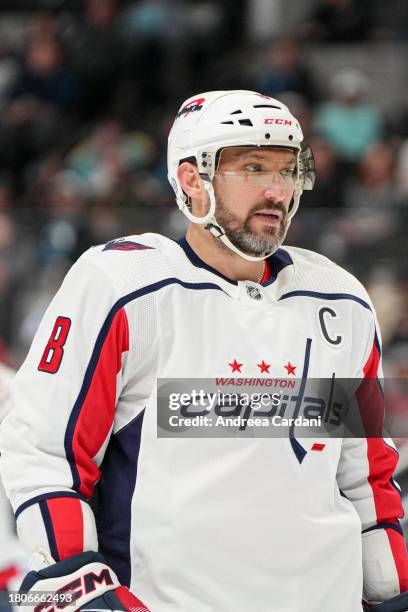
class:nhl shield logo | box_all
[246,285,263,300]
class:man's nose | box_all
[263,182,287,202]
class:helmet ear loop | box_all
[280,184,302,248]
[286,150,303,221]
[177,175,216,225]
[287,185,302,221]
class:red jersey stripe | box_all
[357,337,383,437]
[362,337,403,522]
[366,439,401,521]
[46,497,84,560]
[72,307,129,498]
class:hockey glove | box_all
[19,551,150,611]
[364,591,408,611]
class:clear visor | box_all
[214,146,298,191]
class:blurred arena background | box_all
[0,0,406,533]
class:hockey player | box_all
[1,90,408,611]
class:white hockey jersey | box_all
[0,233,406,612]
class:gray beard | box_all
[214,199,288,256]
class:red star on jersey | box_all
[257,360,271,374]
[283,362,296,375]
[229,359,243,373]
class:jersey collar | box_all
[177,237,293,287]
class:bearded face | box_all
[212,146,297,256]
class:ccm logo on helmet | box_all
[177,97,205,119]
[34,569,114,611]
[264,118,292,125]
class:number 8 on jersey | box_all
[38,316,71,374]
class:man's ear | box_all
[177,162,209,216]
[177,162,202,199]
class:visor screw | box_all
[288,135,293,141]
[265,133,270,139]
[202,161,207,167]
[202,152,207,157]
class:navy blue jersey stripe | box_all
[39,500,60,561]
[280,290,372,311]
[94,411,145,587]
[390,477,404,510]
[178,237,294,287]
[177,237,238,285]
[374,328,382,357]
[290,437,307,465]
[363,522,404,536]
[15,491,87,520]
[64,278,226,493]
[289,337,312,464]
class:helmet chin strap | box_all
[177,178,302,262]
[207,222,271,262]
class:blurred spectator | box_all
[180,1,227,92]
[0,34,79,185]
[344,142,402,210]
[16,261,71,358]
[278,92,314,141]
[0,209,34,351]
[36,170,92,267]
[255,37,319,104]
[333,142,401,250]
[122,0,173,40]
[314,68,383,163]
[118,0,174,113]
[120,1,228,107]
[66,119,157,198]
[8,36,79,113]
[301,0,375,42]
[61,0,127,120]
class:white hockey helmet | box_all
[167,90,315,261]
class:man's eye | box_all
[244,163,262,172]
[281,168,297,177]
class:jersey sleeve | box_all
[336,312,408,602]
[0,254,130,564]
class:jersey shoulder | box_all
[282,246,372,307]
[77,233,200,296]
